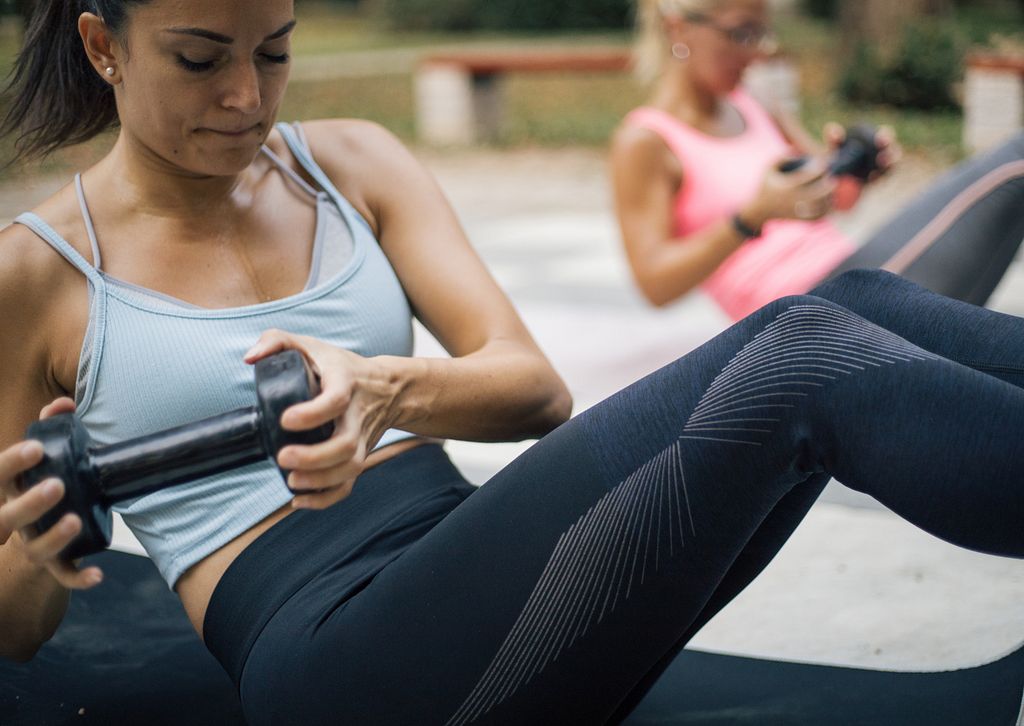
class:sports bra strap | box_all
[14,212,105,287]
[274,122,375,237]
[74,174,103,270]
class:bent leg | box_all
[829,134,1024,306]
[813,268,1024,388]
[237,295,1024,726]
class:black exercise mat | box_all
[623,634,1024,725]
[1,550,1021,725]
[0,550,245,726]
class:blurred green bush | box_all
[368,0,631,31]
[802,0,838,20]
[840,23,964,110]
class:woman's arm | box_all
[250,120,573,506]
[610,125,834,307]
[0,226,102,661]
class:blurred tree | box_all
[370,0,631,31]
[840,0,952,54]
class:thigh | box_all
[812,269,1024,389]
[239,415,788,726]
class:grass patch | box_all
[280,74,416,138]
[500,72,645,146]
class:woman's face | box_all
[111,0,295,176]
[671,0,771,95]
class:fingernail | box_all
[42,479,63,498]
[245,343,265,359]
[87,570,103,586]
[22,440,42,459]
[59,517,78,536]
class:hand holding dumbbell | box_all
[19,350,333,560]
[778,124,882,179]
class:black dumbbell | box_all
[779,124,880,179]
[20,350,333,561]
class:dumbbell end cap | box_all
[23,414,112,560]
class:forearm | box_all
[382,340,572,442]
[632,216,751,307]
[0,534,69,662]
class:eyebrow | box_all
[166,19,297,45]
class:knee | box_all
[808,268,899,304]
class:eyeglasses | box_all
[686,13,779,54]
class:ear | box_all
[78,12,121,85]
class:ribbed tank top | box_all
[624,90,856,320]
[14,123,415,587]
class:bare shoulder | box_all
[295,119,439,235]
[0,203,90,402]
[0,181,88,309]
[299,118,409,170]
[0,222,67,312]
[610,123,682,192]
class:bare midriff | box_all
[174,436,431,637]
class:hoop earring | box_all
[671,43,691,61]
[105,67,115,76]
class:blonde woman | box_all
[612,0,1024,319]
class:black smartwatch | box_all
[731,212,761,240]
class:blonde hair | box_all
[634,0,729,83]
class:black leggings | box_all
[828,132,1024,306]
[205,269,1024,726]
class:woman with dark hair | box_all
[0,2,1021,725]
[613,0,1024,319]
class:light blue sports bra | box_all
[15,123,415,587]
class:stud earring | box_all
[672,43,691,61]
[105,67,115,76]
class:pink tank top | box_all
[624,91,855,320]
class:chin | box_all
[188,135,266,174]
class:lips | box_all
[205,124,259,137]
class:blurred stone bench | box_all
[964,53,1024,154]
[415,48,632,145]
[414,48,800,145]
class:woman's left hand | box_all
[244,329,399,510]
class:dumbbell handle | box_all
[91,407,266,505]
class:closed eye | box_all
[178,55,215,73]
[261,53,290,65]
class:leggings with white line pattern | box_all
[216,269,1024,726]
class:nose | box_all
[222,60,262,115]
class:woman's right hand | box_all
[745,156,836,230]
[0,398,103,591]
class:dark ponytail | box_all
[0,0,151,160]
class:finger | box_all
[877,144,902,171]
[278,431,361,474]
[45,560,103,591]
[20,511,81,564]
[287,456,365,492]
[244,329,318,364]
[874,125,897,149]
[823,122,846,148]
[0,478,63,531]
[39,398,75,420]
[0,440,44,492]
[794,158,829,185]
[291,479,356,511]
[279,380,351,432]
